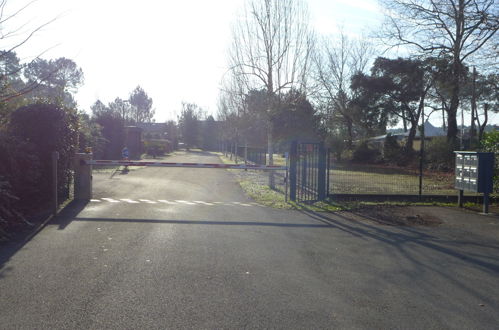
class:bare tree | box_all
[0,0,59,103]
[311,31,375,147]
[378,0,499,143]
[228,0,314,188]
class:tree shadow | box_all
[298,208,499,307]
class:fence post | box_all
[419,106,425,199]
[52,151,59,216]
[244,142,248,164]
[326,149,331,196]
[318,142,326,201]
[74,153,93,201]
[235,142,238,163]
[289,141,297,202]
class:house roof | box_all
[136,123,167,132]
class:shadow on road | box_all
[299,208,499,309]
[0,200,89,279]
[55,200,88,230]
[71,217,333,228]
[300,209,499,273]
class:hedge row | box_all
[0,103,78,240]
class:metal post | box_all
[235,142,238,163]
[289,141,297,202]
[483,192,489,214]
[326,149,331,196]
[458,189,464,208]
[318,142,326,201]
[244,142,248,164]
[285,151,289,203]
[302,154,307,199]
[419,106,425,198]
[52,151,59,216]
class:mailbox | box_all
[455,151,495,214]
[455,151,494,193]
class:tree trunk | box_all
[470,66,477,141]
[405,123,417,153]
[447,86,459,144]
[447,45,462,144]
[406,90,426,152]
[402,109,408,132]
[442,103,446,131]
[478,104,489,142]
[346,118,353,149]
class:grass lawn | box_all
[214,151,499,212]
[328,162,477,196]
[216,152,343,211]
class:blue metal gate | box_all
[289,141,327,202]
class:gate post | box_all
[74,153,93,200]
[244,142,248,164]
[318,142,326,201]
[289,141,298,202]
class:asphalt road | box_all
[1,150,499,329]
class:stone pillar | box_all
[74,153,93,200]
[125,126,143,159]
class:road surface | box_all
[1,151,499,329]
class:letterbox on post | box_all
[454,151,495,214]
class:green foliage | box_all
[425,136,457,171]
[481,130,499,153]
[352,141,381,163]
[481,130,499,193]
[129,85,154,123]
[144,139,171,156]
[0,178,27,241]
[9,103,79,206]
[0,132,40,212]
[23,57,84,108]
[178,102,203,148]
[91,101,125,159]
[78,113,106,157]
[272,90,321,144]
[200,115,219,151]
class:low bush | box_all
[144,139,171,157]
[425,136,457,171]
[0,132,41,211]
[352,141,381,163]
[481,130,499,193]
[383,133,402,163]
[0,178,28,241]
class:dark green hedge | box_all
[8,103,79,209]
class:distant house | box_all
[417,121,446,137]
[367,121,446,152]
[136,122,168,139]
[134,123,172,155]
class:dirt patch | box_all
[342,205,443,227]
